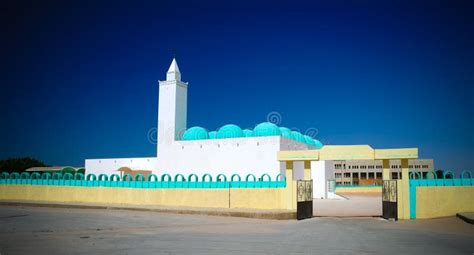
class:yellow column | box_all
[382,159,390,180]
[285,161,294,186]
[303,161,311,180]
[398,158,410,219]
[284,161,297,210]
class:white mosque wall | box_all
[85,136,313,181]
[157,136,311,179]
[85,157,159,176]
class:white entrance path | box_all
[313,193,382,217]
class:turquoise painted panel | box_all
[175,181,184,188]
[453,179,462,186]
[135,181,143,188]
[462,179,472,185]
[410,183,417,219]
[0,172,289,190]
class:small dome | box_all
[243,129,254,137]
[208,131,217,139]
[254,122,281,137]
[182,127,209,140]
[304,135,315,145]
[279,127,292,138]
[313,139,323,149]
[291,131,306,143]
[217,124,244,139]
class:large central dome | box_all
[254,122,281,137]
[217,124,244,139]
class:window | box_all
[368,172,374,179]
[392,172,398,179]
[361,173,367,179]
[376,172,382,179]
[335,173,342,178]
[344,173,351,178]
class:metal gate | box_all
[297,180,313,220]
[382,180,398,220]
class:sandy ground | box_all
[0,205,473,254]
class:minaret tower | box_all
[157,58,188,156]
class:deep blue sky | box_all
[1,0,472,170]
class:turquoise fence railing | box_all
[409,170,474,219]
[0,172,286,189]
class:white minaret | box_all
[157,58,188,156]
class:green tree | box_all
[0,157,48,173]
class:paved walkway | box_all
[0,206,472,254]
[314,192,382,217]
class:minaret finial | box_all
[166,56,181,81]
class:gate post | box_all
[285,161,297,210]
[303,161,311,180]
[398,159,410,219]
[382,159,391,180]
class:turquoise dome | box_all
[279,127,292,138]
[254,122,281,137]
[208,131,217,139]
[182,127,209,140]
[313,139,323,149]
[217,124,244,139]
[243,129,254,137]
[291,131,306,143]
[304,135,315,145]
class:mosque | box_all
[86,58,321,178]
[85,58,433,199]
